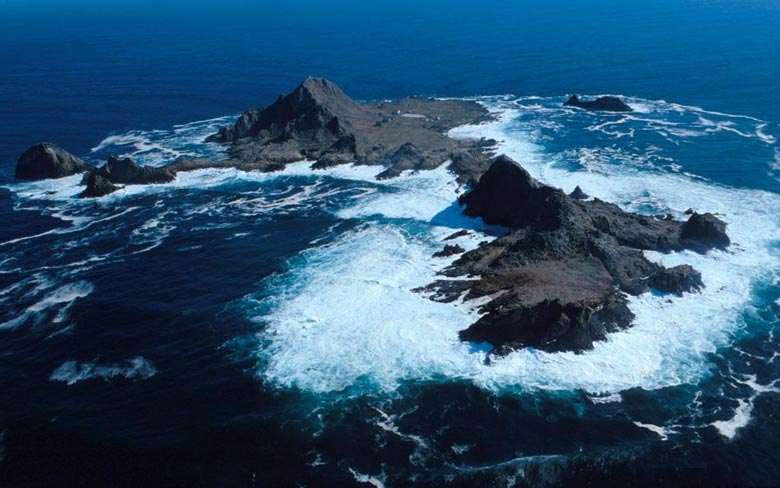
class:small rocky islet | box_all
[13,78,729,355]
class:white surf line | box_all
[711,376,780,440]
[633,421,677,441]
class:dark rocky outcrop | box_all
[207,77,491,175]
[421,155,728,354]
[680,212,730,252]
[79,173,120,198]
[459,155,565,229]
[569,185,589,200]
[444,230,471,241]
[88,156,176,185]
[647,265,703,296]
[15,143,92,180]
[565,95,632,112]
[433,244,465,258]
[80,156,176,198]
[164,157,217,173]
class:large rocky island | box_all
[13,78,729,354]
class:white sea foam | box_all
[633,421,676,441]
[50,356,157,385]
[250,97,780,397]
[712,398,753,440]
[348,468,386,488]
[0,280,94,330]
[709,375,780,440]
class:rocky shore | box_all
[420,156,728,354]
[13,78,729,354]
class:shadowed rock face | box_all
[79,173,119,199]
[459,155,565,230]
[80,156,176,198]
[422,156,728,354]
[569,185,589,200]
[209,77,364,144]
[565,95,632,112]
[15,143,92,180]
[680,212,731,251]
[207,77,492,175]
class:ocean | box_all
[1,1,779,486]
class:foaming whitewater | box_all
[89,116,234,166]
[247,95,780,401]
[0,279,94,330]
[49,357,157,385]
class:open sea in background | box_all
[1,0,780,486]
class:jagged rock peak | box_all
[208,77,365,144]
[290,77,363,113]
[569,185,589,200]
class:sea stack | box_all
[564,95,632,112]
[15,142,92,180]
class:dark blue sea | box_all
[1,1,780,486]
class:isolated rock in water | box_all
[680,212,730,252]
[15,143,91,180]
[444,230,471,241]
[564,95,632,112]
[569,185,589,200]
[433,244,465,258]
[647,265,703,296]
[80,173,120,198]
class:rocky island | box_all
[565,95,633,112]
[13,78,729,355]
[421,155,728,354]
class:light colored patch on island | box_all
[400,113,427,119]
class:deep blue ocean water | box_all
[1,1,780,486]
